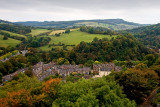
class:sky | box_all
[0,0,160,24]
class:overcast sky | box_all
[0,0,160,24]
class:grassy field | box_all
[29,29,51,36]
[0,35,21,47]
[49,30,65,35]
[49,29,78,35]
[39,30,118,51]
[1,30,27,39]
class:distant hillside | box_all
[127,23,160,48]
[0,19,31,35]
[0,19,12,24]
[15,19,147,30]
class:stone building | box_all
[2,68,28,82]
[93,63,122,78]
[32,62,91,81]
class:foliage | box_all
[43,73,61,82]
[29,36,51,48]
[56,57,69,65]
[66,75,82,82]
[24,69,33,77]
[0,50,18,60]
[67,35,152,64]
[65,29,70,33]
[0,23,31,34]
[116,67,159,104]
[0,74,61,107]
[0,46,16,56]
[0,73,3,83]
[127,23,160,48]
[0,55,27,76]
[80,26,117,35]
[155,88,160,104]
[52,78,136,107]
[3,35,8,40]
[143,54,156,67]
[151,65,160,77]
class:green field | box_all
[0,35,21,47]
[49,30,65,35]
[49,29,78,35]
[1,30,27,39]
[29,29,51,36]
[39,30,118,51]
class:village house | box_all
[93,63,122,78]
[2,68,28,82]
[32,62,91,81]
[2,62,121,82]
[54,65,91,77]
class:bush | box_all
[3,36,8,40]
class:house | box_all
[54,64,91,77]
[32,62,91,81]
[93,63,122,78]
[2,61,92,82]
[2,68,28,82]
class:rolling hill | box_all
[127,23,160,48]
[1,30,27,39]
[15,19,148,30]
[29,28,51,36]
[0,19,30,48]
[0,19,31,35]
[39,29,118,51]
[0,34,21,47]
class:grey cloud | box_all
[0,0,160,24]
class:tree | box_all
[155,57,160,65]
[56,58,69,65]
[52,78,136,107]
[0,62,7,75]
[75,91,99,107]
[43,78,61,100]
[93,61,101,64]
[24,69,33,77]
[143,54,155,67]
[151,65,160,77]
[118,68,159,104]
[0,73,3,83]
[65,29,70,33]
[3,36,8,40]
[134,63,148,70]
[4,60,14,73]
[84,60,94,67]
